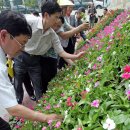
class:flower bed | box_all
[77,9,123,50]
[11,10,130,130]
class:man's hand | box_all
[46,114,63,122]
[75,51,86,59]
[80,23,90,31]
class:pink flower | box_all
[20,118,24,123]
[43,100,46,103]
[123,65,130,73]
[92,64,97,70]
[42,127,47,130]
[106,45,111,51]
[67,97,72,102]
[91,100,100,108]
[15,125,20,128]
[61,93,65,97]
[126,90,130,100]
[84,69,91,76]
[45,104,51,110]
[121,73,130,79]
[55,121,61,128]
[97,55,102,62]
[94,81,100,87]
[77,128,82,130]
[48,120,53,126]
[54,104,60,108]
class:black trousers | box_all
[23,72,35,97]
[40,57,57,93]
[0,118,11,130]
[14,51,42,104]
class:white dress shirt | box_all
[24,15,64,55]
[0,47,17,117]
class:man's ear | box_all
[43,12,49,18]
[0,30,8,41]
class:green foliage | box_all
[18,12,130,130]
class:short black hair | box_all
[0,10,32,38]
[41,1,62,16]
[104,8,108,12]
[59,16,64,24]
[78,7,86,13]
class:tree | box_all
[24,0,38,7]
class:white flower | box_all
[59,100,62,104]
[128,84,130,89]
[103,118,116,130]
[112,51,116,55]
[86,88,90,92]
[63,110,68,122]
[64,110,68,115]
[88,63,92,69]
[78,74,82,78]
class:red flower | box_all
[124,65,130,73]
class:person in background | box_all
[57,0,89,69]
[32,11,40,17]
[88,2,97,28]
[103,8,108,16]
[75,7,87,40]
[0,10,62,130]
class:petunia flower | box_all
[121,73,130,79]
[48,120,53,126]
[97,55,103,62]
[103,118,116,130]
[126,90,130,100]
[92,64,97,70]
[123,65,130,73]
[91,100,100,108]
[94,81,100,88]
[55,121,61,128]
[42,126,47,130]
[45,104,51,110]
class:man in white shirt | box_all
[14,1,86,104]
[0,10,62,130]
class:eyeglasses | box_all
[9,33,25,49]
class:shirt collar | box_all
[0,47,7,64]
[37,17,43,30]
[37,18,52,34]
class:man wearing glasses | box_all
[0,10,62,130]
